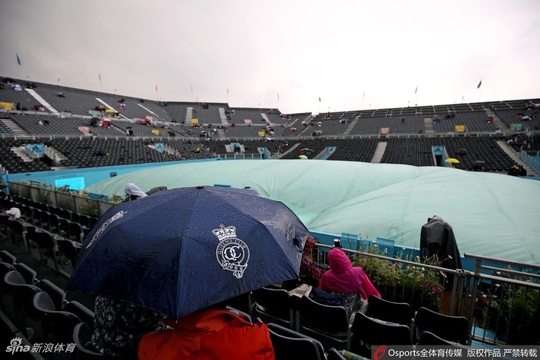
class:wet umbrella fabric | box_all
[66,186,309,319]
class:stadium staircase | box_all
[343,117,359,136]
[370,142,387,163]
[95,98,129,120]
[484,108,509,131]
[423,117,435,134]
[186,106,194,124]
[218,108,229,125]
[496,141,538,175]
[137,103,168,122]
[0,118,29,138]
[10,146,34,162]
[44,146,68,168]
[25,88,60,116]
[278,143,301,158]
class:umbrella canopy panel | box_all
[67,186,309,319]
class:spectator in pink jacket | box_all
[318,247,380,313]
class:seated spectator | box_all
[300,235,323,286]
[5,207,21,218]
[138,303,275,360]
[57,91,65,98]
[319,247,380,314]
[508,165,521,176]
[91,296,166,357]
[125,183,147,201]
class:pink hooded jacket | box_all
[318,248,381,300]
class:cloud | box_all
[1,0,539,114]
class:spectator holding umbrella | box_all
[91,184,164,356]
[138,301,275,360]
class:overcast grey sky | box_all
[1,0,539,114]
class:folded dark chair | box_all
[298,295,351,351]
[365,294,412,327]
[73,322,130,359]
[351,311,413,358]
[0,249,17,265]
[413,307,470,345]
[63,300,95,327]
[252,286,295,329]
[33,291,83,344]
[0,262,16,312]
[267,322,326,360]
[3,270,43,340]
[36,278,67,310]
[57,238,82,276]
[14,262,38,284]
[417,330,470,347]
[327,348,349,360]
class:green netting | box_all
[85,160,540,264]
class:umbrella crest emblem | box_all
[86,210,128,249]
[214,225,250,279]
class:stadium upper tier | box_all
[0,77,539,176]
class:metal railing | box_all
[311,244,540,346]
[8,181,115,218]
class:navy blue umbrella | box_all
[66,186,309,319]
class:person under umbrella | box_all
[91,296,166,357]
[91,187,165,357]
[68,186,308,317]
[67,186,309,357]
[299,235,323,286]
[138,300,275,360]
